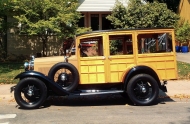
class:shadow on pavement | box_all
[15,90,178,109]
[45,94,132,107]
[158,90,175,104]
[42,92,176,108]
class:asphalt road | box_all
[0,95,190,124]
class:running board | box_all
[70,90,124,96]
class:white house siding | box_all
[77,0,129,12]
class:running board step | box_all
[70,90,124,96]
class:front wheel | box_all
[127,74,159,106]
[14,77,47,109]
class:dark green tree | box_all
[0,14,7,59]
[107,0,179,29]
[13,0,81,56]
[0,0,14,59]
[147,0,180,12]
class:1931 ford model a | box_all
[13,28,177,109]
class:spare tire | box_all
[48,62,79,92]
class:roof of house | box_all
[77,0,129,12]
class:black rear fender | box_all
[123,66,161,90]
[15,71,69,95]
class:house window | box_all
[91,14,99,30]
[102,14,113,30]
[78,14,85,27]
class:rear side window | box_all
[137,33,173,54]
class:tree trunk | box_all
[41,36,48,57]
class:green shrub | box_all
[175,20,190,44]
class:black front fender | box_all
[15,71,46,79]
[15,71,70,95]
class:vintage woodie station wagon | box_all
[13,28,177,109]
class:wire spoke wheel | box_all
[48,62,79,92]
[54,68,74,88]
[14,77,47,109]
[133,81,152,101]
[20,85,41,104]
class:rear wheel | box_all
[14,77,47,109]
[127,74,159,105]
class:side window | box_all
[109,35,133,55]
[137,33,173,54]
[79,36,103,57]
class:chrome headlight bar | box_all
[24,56,35,71]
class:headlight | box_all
[24,56,35,71]
[24,62,29,71]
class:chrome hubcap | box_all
[61,73,67,81]
[141,87,146,93]
[27,86,34,96]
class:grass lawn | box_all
[0,63,23,84]
[0,61,190,84]
[177,61,190,79]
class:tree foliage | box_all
[147,0,180,12]
[13,0,81,56]
[175,20,190,44]
[0,0,12,35]
[107,0,180,29]
[13,0,81,38]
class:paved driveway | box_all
[176,52,190,63]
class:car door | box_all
[78,34,108,84]
[105,32,136,83]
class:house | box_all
[76,0,129,49]
[77,0,128,30]
[177,0,190,22]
